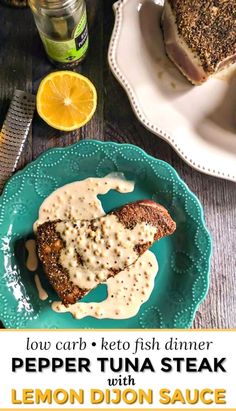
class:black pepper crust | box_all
[36,200,176,306]
[112,200,176,241]
[167,0,236,73]
[37,221,89,306]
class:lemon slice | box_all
[36,71,97,131]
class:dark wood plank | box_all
[0,6,34,169]
[0,0,235,329]
[81,0,104,141]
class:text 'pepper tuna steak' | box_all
[36,200,176,306]
[162,0,236,85]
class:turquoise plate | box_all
[0,141,211,329]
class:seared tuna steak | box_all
[36,200,176,306]
[162,0,236,84]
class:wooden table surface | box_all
[0,0,235,329]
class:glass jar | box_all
[28,0,89,68]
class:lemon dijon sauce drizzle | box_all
[25,239,48,301]
[34,274,48,301]
[52,251,158,320]
[55,215,157,290]
[34,173,135,229]
[34,173,159,320]
[25,239,38,272]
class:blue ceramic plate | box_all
[0,140,211,329]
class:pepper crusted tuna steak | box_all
[162,0,236,85]
[36,200,176,306]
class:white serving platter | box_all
[108,0,236,182]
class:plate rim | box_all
[0,140,212,328]
[108,0,236,183]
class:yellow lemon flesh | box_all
[36,71,97,131]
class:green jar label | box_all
[39,10,89,64]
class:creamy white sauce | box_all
[34,173,134,230]
[25,239,38,272]
[215,64,236,82]
[52,251,158,320]
[34,274,48,301]
[34,173,159,320]
[55,215,157,290]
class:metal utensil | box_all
[0,90,35,192]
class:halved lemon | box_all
[36,71,97,131]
